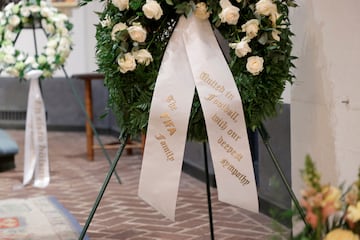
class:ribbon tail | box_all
[23,70,50,188]
[23,77,38,186]
[138,17,195,221]
[33,79,50,188]
[182,16,259,213]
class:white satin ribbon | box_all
[23,70,50,188]
[138,15,258,220]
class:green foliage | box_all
[92,0,297,140]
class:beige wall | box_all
[291,0,360,201]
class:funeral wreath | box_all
[82,0,297,141]
[0,0,73,79]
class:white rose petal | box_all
[272,29,281,41]
[4,3,14,11]
[37,55,47,65]
[241,19,260,39]
[219,0,240,25]
[47,39,59,48]
[16,53,26,61]
[46,47,56,57]
[255,0,277,16]
[41,7,54,18]
[142,0,163,20]
[133,49,153,66]
[112,0,129,11]
[9,15,20,27]
[4,54,16,64]
[111,22,127,41]
[5,67,19,77]
[127,24,147,43]
[246,56,264,75]
[20,6,31,17]
[229,40,252,58]
[118,53,136,73]
[28,5,40,13]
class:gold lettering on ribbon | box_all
[217,136,243,161]
[155,133,175,161]
[154,95,180,162]
[200,71,251,183]
[34,97,47,179]
[220,159,250,186]
[204,93,239,122]
[200,72,225,93]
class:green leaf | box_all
[258,32,268,45]
[165,0,174,6]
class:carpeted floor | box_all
[0,130,289,240]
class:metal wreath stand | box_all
[9,5,308,240]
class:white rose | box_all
[112,0,129,11]
[219,0,240,25]
[40,1,48,8]
[133,49,153,66]
[142,0,163,20]
[229,40,251,58]
[111,22,127,41]
[15,61,25,70]
[46,47,56,57]
[60,49,70,60]
[41,7,54,18]
[194,2,210,20]
[37,55,47,65]
[269,11,281,26]
[118,53,136,73]
[255,0,277,16]
[25,56,39,68]
[42,20,55,34]
[127,24,147,43]
[3,54,16,64]
[9,15,20,27]
[59,37,71,50]
[4,3,14,13]
[58,26,69,35]
[220,0,232,8]
[5,67,19,77]
[241,19,260,39]
[2,45,15,55]
[47,39,59,48]
[246,56,264,75]
[47,55,55,64]
[28,5,41,13]
[16,53,25,61]
[20,6,31,17]
[43,70,52,78]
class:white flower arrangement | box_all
[87,0,297,139]
[0,0,73,79]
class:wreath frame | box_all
[0,0,73,80]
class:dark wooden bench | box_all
[0,129,18,172]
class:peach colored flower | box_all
[305,209,318,229]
